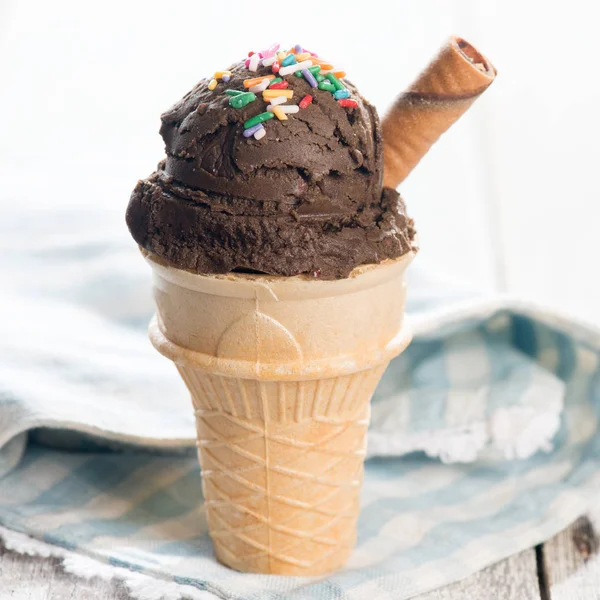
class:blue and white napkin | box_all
[1,208,599,600]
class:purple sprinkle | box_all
[243,124,264,138]
[302,68,318,88]
[309,51,319,58]
[222,74,230,82]
[294,44,303,53]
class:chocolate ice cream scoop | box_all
[126,47,416,279]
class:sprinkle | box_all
[268,95,288,106]
[334,89,350,100]
[244,58,250,68]
[277,51,287,61]
[333,70,346,78]
[254,127,266,140]
[326,73,345,91]
[225,89,245,96]
[208,79,218,91]
[262,55,277,67]
[267,104,299,114]
[214,70,232,79]
[277,104,299,114]
[338,98,358,108]
[318,81,336,92]
[301,68,318,88]
[295,52,312,62]
[249,78,271,93]
[281,53,296,67]
[243,123,264,137]
[272,106,287,120]
[262,89,294,99]
[294,44,303,53]
[244,112,275,129]
[311,58,334,70]
[272,61,280,73]
[269,80,289,90]
[244,75,276,88]
[268,77,283,85]
[248,51,255,57]
[315,73,326,82]
[249,53,260,71]
[295,64,321,77]
[299,94,313,109]
[222,74,231,82]
[279,59,312,76]
[261,43,280,58]
[229,91,257,108]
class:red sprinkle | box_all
[269,81,289,90]
[299,94,313,109]
[272,61,280,74]
[248,51,255,57]
[338,99,358,108]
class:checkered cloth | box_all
[1,208,599,600]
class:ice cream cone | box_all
[144,249,414,574]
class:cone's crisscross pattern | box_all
[177,364,388,575]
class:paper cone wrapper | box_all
[144,250,413,575]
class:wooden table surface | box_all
[2,512,599,600]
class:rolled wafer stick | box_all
[382,36,496,188]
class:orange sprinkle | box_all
[272,106,288,121]
[262,89,294,99]
[244,75,276,88]
[310,58,335,70]
[333,70,347,78]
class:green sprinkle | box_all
[315,73,326,83]
[318,81,336,92]
[229,92,256,108]
[295,65,321,78]
[326,73,345,91]
[244,112,275,129]
[225,89,245,96]
[268,77,283,86]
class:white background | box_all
[1,0,599,323]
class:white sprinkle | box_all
[277,104,299,114]
[261,56,276,67]
[268,96,288,106]
[253,127,266,140]
[267,104,299,114]
[278,59,312,76]
[249,53,260,72]
[249,78,270,93]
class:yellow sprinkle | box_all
[244,75,276,88]
[295,52,311,62]
[272,106,287,121]
[208,79,218,91]
[277,50,287,61]
[333,70,347,78]
[262,89,293,99]
[214,70,232,79]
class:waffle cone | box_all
[382,36,496,188]
[144,250,413,574]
